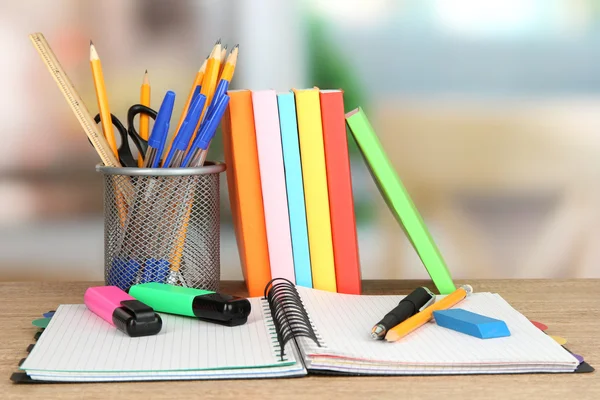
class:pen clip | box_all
[419,294,436,312]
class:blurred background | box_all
[1,0,600,282]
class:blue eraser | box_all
[433,309,511,339]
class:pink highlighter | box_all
[84,286,162,337]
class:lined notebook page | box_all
[26,344,306,382]
[22,298,295,373]
[295,288,578,370]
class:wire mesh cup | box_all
[96,162,225,292]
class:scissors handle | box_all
[93,113,137,167]
[127,104,157,158]
[93,105,157,167]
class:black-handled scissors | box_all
[94,104,157,167]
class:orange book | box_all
[222,90,272,296]
[320,90,361,294]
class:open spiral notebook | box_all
[17,282,587,382]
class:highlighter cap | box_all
[113,299,163,337]
[84,286,162,337]
[192,291,251,326]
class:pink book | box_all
[252,90,296,283]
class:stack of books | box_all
[222,88,361,296]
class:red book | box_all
[319,90,361,294]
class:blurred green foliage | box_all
[306,16,374,224]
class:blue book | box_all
[277,93,313,288]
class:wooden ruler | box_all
[29,32,121,167]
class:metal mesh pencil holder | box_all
[96,162,225,292]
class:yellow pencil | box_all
[219,44,239,83]
[200,40,222,114]
[218,44,227,76]
[138,70,151,167]
[174,59,208,134]
[186,40,222,147]
[385,285,473,342]
[90,41,118,157]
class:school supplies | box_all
[31,318,50,328]
[92,104,156,168]
[33,33,228,171]
[433,309,511,339]
[222,90,272,297]
[277,93,313,288]
[203,45,238,122]
[371,286,434,340]
[199,40,222,121]
[129,282,251,326]
[163,91,206,168]
[184,93,230,167]
[252,90,296,283]
[29,33,121,167]
[219,45,228,75]
[345,107,456,295]
[84,286,162,337]
[320,90,361,294]
[385,285,472,342]
[139,71,151,157]
[90,42,119,157]
[20,281,581,382]
[166,59,207,158]
[143,91,176,168]
[219,45,239,83]
[294,88,337,292]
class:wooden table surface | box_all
[1,280,598,399]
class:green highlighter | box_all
[129,283,251,326]
[345,107,456,294]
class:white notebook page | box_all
[295,287,578,370]
[22,297,295,374]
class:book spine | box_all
[277,93,313,288]
[252,90,296,283]
[320,91,361,294]
[294,89,337,292]
[222,90,272,297]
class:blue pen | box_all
[190,85,202,105]
[163,90,206,168]
[183,94,230,167]
[205,79,229,117]
[143,91,175,168]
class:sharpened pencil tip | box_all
[90,40,93,46]
[89,41,99,60]
[223,44,227,50]
[216,38,221,45]
[234,44,239,49]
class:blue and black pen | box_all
[183,93,230,167]
[163,87,206,168]
[143,91,175,168]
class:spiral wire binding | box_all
[264,278,320,360]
